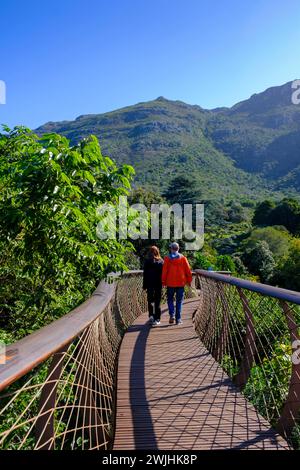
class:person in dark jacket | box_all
[143,246,164,326]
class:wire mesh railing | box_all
[1,268,299,449]
[0,272,145,450]
[193,269,300,447]
[0,271,197,450]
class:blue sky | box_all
[1,0,300,129]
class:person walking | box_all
[143,246,164,327]
[162,242,192,325]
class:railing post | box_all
[35,345,69,450]
[276,300,300,437]
[192,274,202,324]
[213,283,230,362]
[76,328,109,449]
[233,288,257,389]
[132,282,143,318]
[200,278,219,347]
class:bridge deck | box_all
[113,299,289,450]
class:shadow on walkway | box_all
[129,323,158,449]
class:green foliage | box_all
[227,202,246,223]
[271,199,300,234]
[215,255,236,273]
[204,200,229,227]
[243,226,291,259]
[193,250,236,273]
[273,239,300,291]
[242,241,276,283]
[193,252,215,270]
[128,187,170,264]
[253,198,300,235]
[230,255,248,276]
[291,425,300,450]
[243,342,292,425]
[0,362,49,449]
[2,86,300,447]
[37,95,292,203]
[0,126,135,338]
[163,175,202,205]
[253,200,276,226]
[220,354,239,377]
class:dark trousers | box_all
[147,287,162,321]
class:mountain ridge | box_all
[36,80,300,199]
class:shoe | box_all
[176,319,183,325]
[152,320,161,327]
[149,316,154,324]
[169,316,175,324]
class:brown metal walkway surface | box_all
[113,299,290,450]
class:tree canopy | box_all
[0,127,135,339]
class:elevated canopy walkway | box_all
[114,300,288,450]
[0,271,299,450]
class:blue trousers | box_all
[167,287,185,321]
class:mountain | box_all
[207,81,300,180]
[36,81,300,200]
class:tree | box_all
[273,239,300,291]
[162,175,202,205]
[227,202,246,223]
[253,200,276,226]
[242,241,276,283]
[205,199,229,227]
[128,187,169,263]
[192,244,217,270]
[243,226,291,260]
[215,255,236,273]
[253,198,300,234]
[232,255,249,276]
[271,199,300,234]
[0,126,135,338]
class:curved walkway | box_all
[113,299,289,450]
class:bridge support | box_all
[276,301,300,438]
[234,288,257,389]
[35,344,69,450]
[213,283,230,362]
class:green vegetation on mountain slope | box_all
[37,81,300,201]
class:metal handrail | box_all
[2,269,300,393]
[0,271,149,450]
[0,279,115,393]
[193,269,300,441]
[1,269,300,448]
[0,271,147,391]
[195,269,300,305]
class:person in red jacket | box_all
[162,242,192,325]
